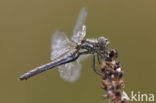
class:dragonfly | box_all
[19,8,109,82]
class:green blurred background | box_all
[0,0,156,103]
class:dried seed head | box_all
[102,94,108,99]
[101,61,106,69]
[99,48,128,103]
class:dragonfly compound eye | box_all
[98,36,109,46]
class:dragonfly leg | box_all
[91,55,101,75]
[97,53,101,64]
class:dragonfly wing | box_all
[71,8,88,43]
[51,30,81,82]
[51,30,74,61]
[58,59,82,82]
[78,54,90,62]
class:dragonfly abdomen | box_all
[19,62,56,80]
[19,52,79,80]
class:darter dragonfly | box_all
[19,8,109,82]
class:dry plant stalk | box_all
[99,49,129,103]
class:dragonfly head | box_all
[98,36,109,47]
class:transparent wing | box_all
[58,59,82,82]
[71,8,88,43]
[51,30,74,61]
[78,54,90,61]
[51,30,82,82]
[57,53,90,82]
